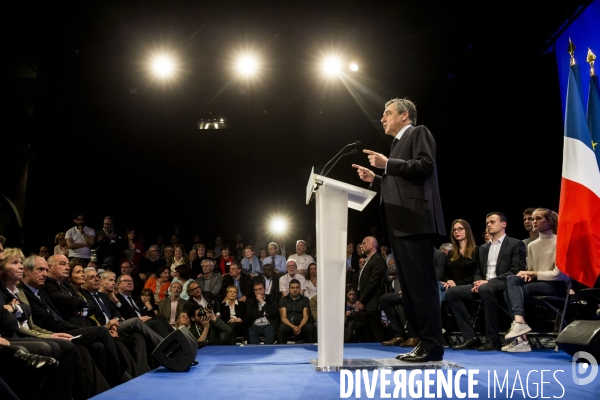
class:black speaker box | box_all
[151,326,198,372]
[556,320,600,360]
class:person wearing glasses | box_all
[440,219,479,304]
[138,245,166,281]
[184,282,220,317]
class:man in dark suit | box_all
[19,255,125,387]
[246,280,279,344]
[41,255,89,322]
[353,98,445,362]
[114,274,172,337]
[184,282,221,316]
[220,261,253,302]
[355,236,387,342]
[256,263,280,299]
[446,212,526,350]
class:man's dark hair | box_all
[486,212,507,223]
[221,244,230,252]
[358,254,367,261]
[523,208,536,216]
[72,213,85,220]
[229,260,241,269]
[253,279,265,288]
[289,278,300,287]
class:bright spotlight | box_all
[152,56,174,77]
[237,55,258,76]
[349,63,358,72]
[323,57,342,76]
[270,218,286,234]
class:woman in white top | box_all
[503,208,570,352]
[304,262,317,300]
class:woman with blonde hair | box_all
[502,208,569,352]
[54,232,69,256]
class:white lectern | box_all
[305,167,376,371]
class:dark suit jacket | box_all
[254,275,280,299]
[41,277,88,321]
[474,236,526,282]
[158,297,186,322]
[116,292,152,320]
[80,289,122,325]
[245,294,279,326]
[371,125,445,237]
[220,301,246,323]
[221,273,253,300]
[19,283,79,332]
[433,248,446,281]
[357,252,387,311]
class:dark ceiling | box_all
[2,0,593,251]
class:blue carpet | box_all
[92,344,600,399]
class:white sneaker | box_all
[505,322,531,340]
[505,337,532,353]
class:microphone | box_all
[320,141,361,175]
[322,148,358,177]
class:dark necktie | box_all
[92,292,111,319]
[272,257,276,270]
[127,296,142,317]
[390,137,399,154]
[38,292,63,321]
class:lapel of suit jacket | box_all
[479,243,491,277]
[496,237,510,270]
[391,125,414,157]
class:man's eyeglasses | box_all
[188,287,200,292]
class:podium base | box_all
[311,358,463,372]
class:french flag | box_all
[556,63,600,288]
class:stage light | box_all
[152,56,174,78]
[270,218,286,234]
[237,55,258,76]
[323,57,342,76]
[349,63,358,71]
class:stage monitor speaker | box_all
[556,320,600,360]
[151,326,198,372]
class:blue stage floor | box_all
[92,343,600,399]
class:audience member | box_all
[304,262,317,300]
[266,242,287,274]
[279,259,306,296]
[65,214,95,263]
[54,232,68,257]
[447,212,526,351]
[240,245,261,277]
[344,286,358,343]
[38,245,50,260]
[246,280,279,344]
[139,289,158,316]
[277,279,316,344]
[122,230,143,268]
[256,263,279,299]
[170,244,187,271]
[175,311,190,329]
[213,236,223,258]
[217,244,235,275]
[287,240,315,276]
[158,281,186,327]
[522,207,540,247]
[169,264,193,300]
[184,282,221,317]
[191,244,208,278]
[95,216,126,271]
[143,265,171,302]
[221,285,246,344]
[441,219,478,303]
[355,236,387,343]
[187,302,231,345]
[196,259,222,297]
[439,243,452,255]
[221,262,253,302]
[118,260,143,297]
[42,255,89,322]
[503,208,569,352]
[138,245,165,280]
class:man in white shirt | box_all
[65,214,95,262]
[279,259,306,296]
[446,212,526,351]
[287,240,315,276]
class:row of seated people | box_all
[379,209,573,354]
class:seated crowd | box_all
[1,208,597,398]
